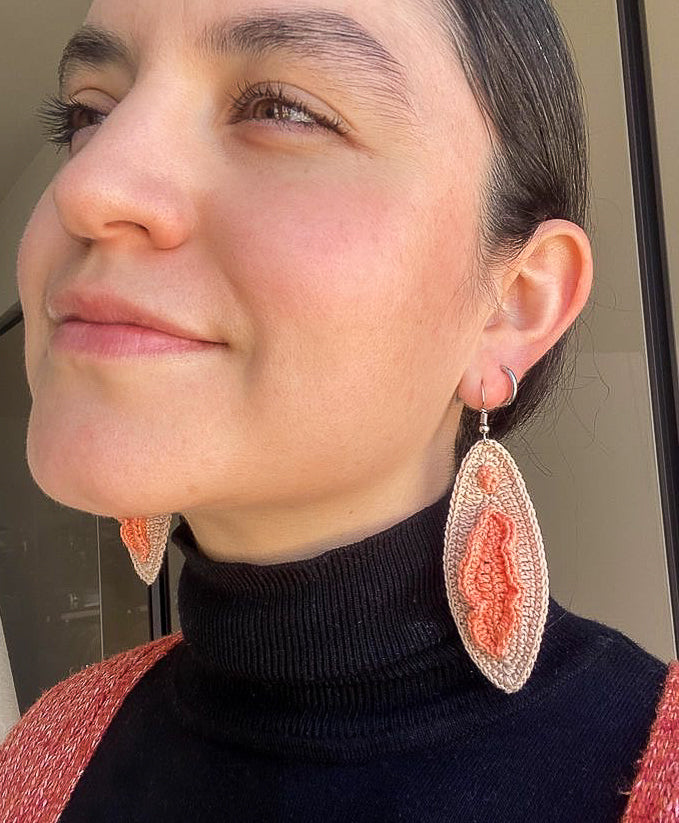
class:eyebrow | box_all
[57,9,415,123]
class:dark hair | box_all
[431,0,591,475]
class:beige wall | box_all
[645,0,679,379]
[511,0,675,661]
[0,616,19,742]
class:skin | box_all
[16,0,593,564]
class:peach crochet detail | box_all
[119,517,152,563]
[458,502,524,659]
[477,463,501,495]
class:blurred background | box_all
[0,0,677,742]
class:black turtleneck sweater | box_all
[60,492,668,822]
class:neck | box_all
[179,463,455,564]
[169,489,569,762]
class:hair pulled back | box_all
[432,0,591,474]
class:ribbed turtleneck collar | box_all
[168,491,584,763]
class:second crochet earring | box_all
[443,365,549,694]
[117,514,172,586]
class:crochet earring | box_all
[443,365,549,694]
[117,514,172,586]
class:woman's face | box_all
[17,0,493,559]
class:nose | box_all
[51,83,198,251]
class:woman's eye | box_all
[33,80,349,152]
[248,98,317,126]
[229,80,348,135]
[34,95,106,152]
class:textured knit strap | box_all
[622,659,679,822]
[0,631,183,823]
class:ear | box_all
[456,219,593,410]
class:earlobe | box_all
[457,218,593,411]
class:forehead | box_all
[85,0,440,47]
[80,0,461,91]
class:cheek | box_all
[15,184,72,394]
[205,164,477,377]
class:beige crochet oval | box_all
[443,438,549,694]
[118,514,172,586]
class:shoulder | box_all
[542,603,669,740]
[541,602,676,816]
[559,606,679,818]
[0,631,183,823]
[548,598,669,687]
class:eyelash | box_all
[229,79,347,134]
[34,79,348,150]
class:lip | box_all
[51,319,220,358]
[48,289,219,343]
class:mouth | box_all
[48,288,222,343]
[51,319,222,359]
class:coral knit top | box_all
[0,491,677,822]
